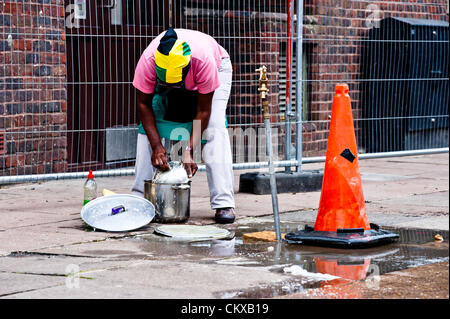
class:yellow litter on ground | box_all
[102,189,117,196]
[243,231,285,242]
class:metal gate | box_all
[0,0,448,184]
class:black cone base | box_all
[285,224,399,248]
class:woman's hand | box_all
[152,144,170,171]
[182,149,198,178]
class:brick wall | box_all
[181,0,448,160]
[1,0,448,176]
[301,0,449,156]
[0,0,67,176]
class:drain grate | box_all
[0,131,5,155]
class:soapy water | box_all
[152,161,189,184]
[283,265,340,281]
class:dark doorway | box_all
[65,0,170,171]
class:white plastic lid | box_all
[81,194,155,232]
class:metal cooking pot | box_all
[144,180,191,223]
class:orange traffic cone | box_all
[314,83,370,232]
[285,84,399,248]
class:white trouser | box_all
[131,58,235,210]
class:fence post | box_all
[295,0,304,172]
[285,0,295,172]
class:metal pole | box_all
[257,66,282,241]
[168,0,173,27]
[285,0,295,173]
[0,168,135,185]
[301,147,449,163]
[295,0,304,172]
[266,118,282,241]
[1,148,447,185]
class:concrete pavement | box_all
[0,153,448,299]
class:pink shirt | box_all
[133,29,229,95]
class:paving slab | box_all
[3,259,288,299]
[1,153,448,255]
[0,153,448,300]
[0,273,65,298]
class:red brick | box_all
[51,65,65,76]
[50,113,66,125]
[11,15,32,27]
[60,101,67,112]
[3,2,23,14]
[13,39,32,51]
[14,114,33,127]
[6,154,25,168]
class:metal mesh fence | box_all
[300,1,449,157]
[0,0,448,183]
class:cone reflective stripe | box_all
[284,84,399,248]
[314,83,370,232]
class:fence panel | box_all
[299,0,449,157]
[0,0,448,184]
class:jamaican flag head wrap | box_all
[154,27,192,84]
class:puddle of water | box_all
[135,225,448,298]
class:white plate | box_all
[154,225,230,241]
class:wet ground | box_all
[128,223,449,298]
[1,217,448,299]
[1,154,448,299]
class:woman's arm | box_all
[137,90,170,171]
[182,91,214,177]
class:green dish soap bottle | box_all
[83,170,97,205]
